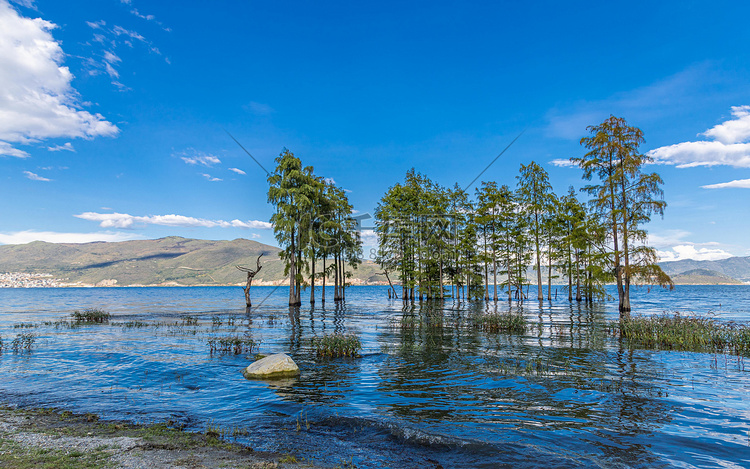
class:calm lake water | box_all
[0,285,749,468]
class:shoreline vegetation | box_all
[0,405,333,469]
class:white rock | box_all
[242,353,300,379]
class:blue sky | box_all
[1,0,750,262]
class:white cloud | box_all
[112,25,145,42]
[103,50,121,64]
[324,177,336,185]
[649,230,734,261]
[702,178,750,189]
[0,2,118,155]
[549,158,577,168]
[228,167,246,175]
[47,142,74,152]
[702,105,750,144]
[74,212,272,230]
[178,149,221,166]
[130,8,155,21]
[201,173,222,182]
[657,245,734,262]
[9,0,35,8]
[359,229,378,247]
[647,106,750,168]
[22,170,50,181]
[0,230,142,245]
[648,141,750,168]
[86,20,105,29]
[0,141,30,158]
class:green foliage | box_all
[71,308,111,323]
[573,116,672,314]
[268,148,361,305]
[516,161,556,300]
[312,333,362,358]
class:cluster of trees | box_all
[374,116,672,317]
[267,149,362,306]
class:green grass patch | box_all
[312,333,362,358]
[207,336,259,355]
[71,308,111,324]
[474,312,526,334]
[612,312,750,355]
[0,438,112,469]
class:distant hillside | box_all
[0,237,386,287]
[659,256,750,283]
[671,269,744,285]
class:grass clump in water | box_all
[71,308,111,324]
[613,312,750,355]
[11,333,35,353]
[207,336,259,355]
[182,315,199,326]
[474,312,526,334]
[312,333,361,358]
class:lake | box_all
[0,285,749,468]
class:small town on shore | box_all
[0,272,63,288]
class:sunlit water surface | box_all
[0,285,749,468]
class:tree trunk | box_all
[547,238,552,301]
[568,242,573,301]
[482,225,490,301]
[289,224,297,306]
[576,249,581,303]
[243,274,252,307]
[620,172,632,317]
[310,254,315,304]
[322,257,326,303]
[535,211,543,301]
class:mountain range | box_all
[0,236,385,287]
[0,236,747,286]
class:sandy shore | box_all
[0,406,332,468]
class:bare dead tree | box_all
[236,254,263,307]
[377,270,398,299]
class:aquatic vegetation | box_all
[205,419,250,441]
[120,320,148,328]
[207,336,259,355]
[71,308,111,324]
[473,311,526,334]
[10,333,35,353]
[13,322,37,329]
[612,312,750,355]
[312,333,362,358]
[182,315,199,326]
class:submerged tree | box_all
[573,116,673,317]
[236,254,263,307]
[268,149,361,307]
[517,162,555,301]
